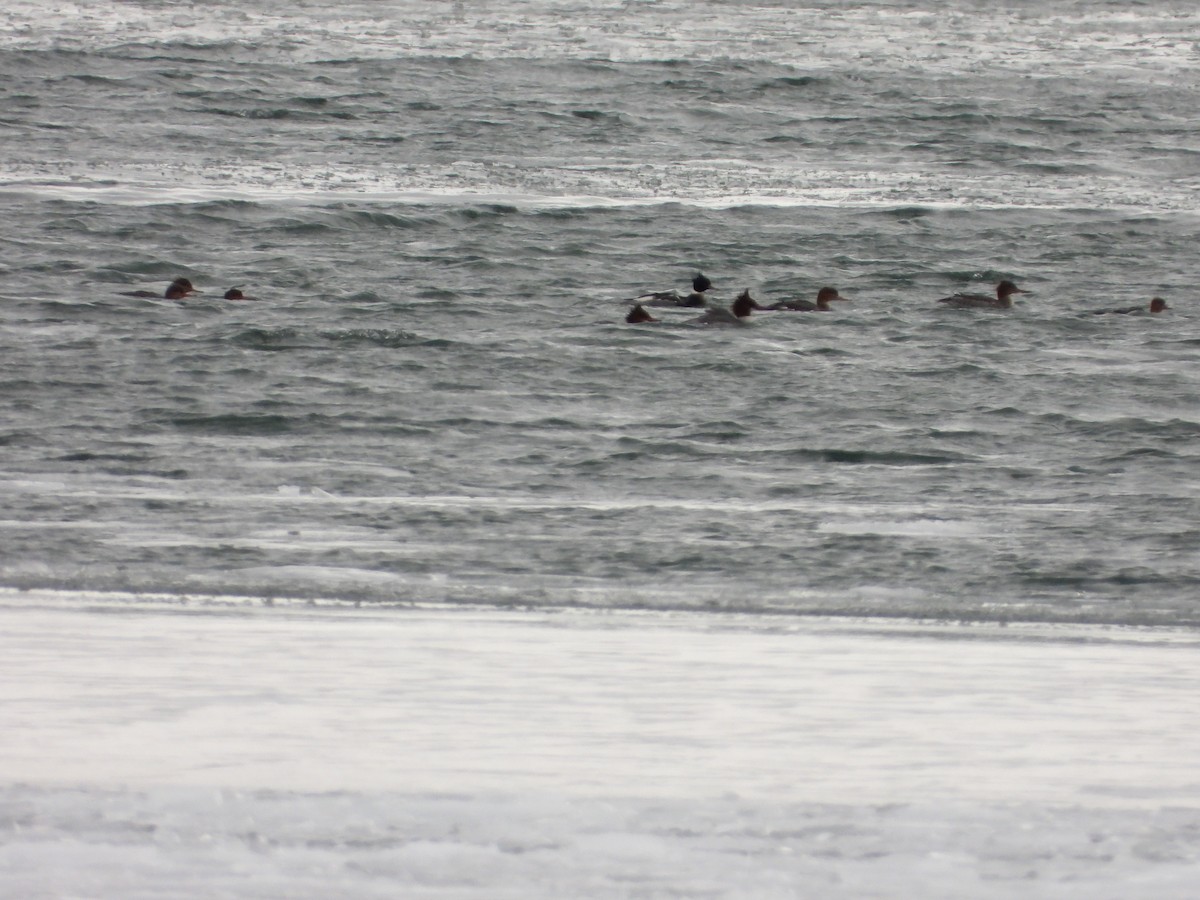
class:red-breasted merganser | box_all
[120,277,200,300]
[224,287,259,300]
[625,304,659,324]
[626,272,712,308]
[937,280,1026,309]
[1092,297,1170,315]
[691,289,759,325]
[768,286,850,311]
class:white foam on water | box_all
[3,1,1198,74]
[1,590,1198,896]
[3,165,1197,214]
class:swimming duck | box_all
[626,272,712,308]
[625,304,659,324]
[734,289,767,316]
[937,280,1026,309]
[224,287,259,301]
[1092,297,1170,315]
[120,277,199,300]
[691,289,759,325]
[769,286,849,311]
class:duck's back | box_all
[938,292,1007,309]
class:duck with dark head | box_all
[625,272,713,308]
[120,277,200,300]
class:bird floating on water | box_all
[625,304,659,324]
[626,272,712,308]
[1091,297,1169,315]
[690,289,759,325]
[768,286,850,311]
[937,280,1026,309]
[120,277,199,300]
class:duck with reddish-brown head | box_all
[769,286,850,311]
[937,280,1026,309]
[1092,297,1170,315]
[691,289,762,325]
[120,277,200,300]
[625,304,659,324]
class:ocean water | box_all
[2,1,1199,896]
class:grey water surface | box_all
[2,0,1199,624]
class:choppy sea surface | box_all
[2,1,1200,896]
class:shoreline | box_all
[5,587,1200,637]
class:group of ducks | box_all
[120,277,257,301]
[121,274,1170,321]
[625,272,852,325]
[624,274,1170,324]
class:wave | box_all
[806,448,970,466]
[5,173,1198,217]
[228,327,440,351]
[165,413,316,435]
[5,579,1199,630]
